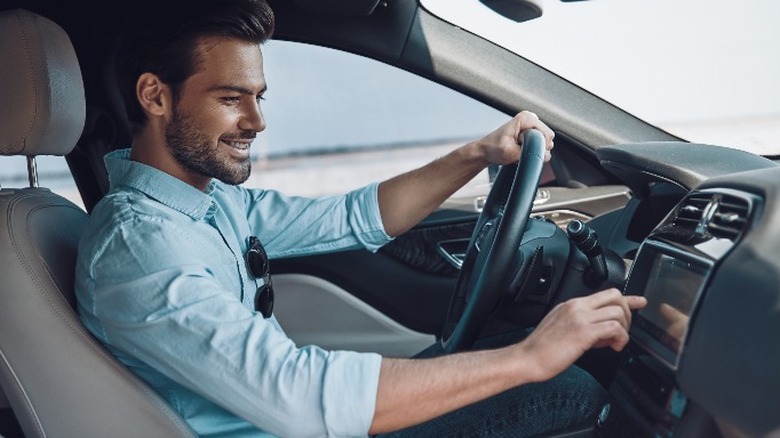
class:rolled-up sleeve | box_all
[233,182,393,258]
[78,218,382,437]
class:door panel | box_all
[273,274,435,357]
[274,248,456,336]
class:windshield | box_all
[421,0,780,156]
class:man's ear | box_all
[136,72,172,118]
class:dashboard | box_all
[591,143,780,437]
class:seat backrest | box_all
[0,9,195,437]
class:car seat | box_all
[0,8,195,437]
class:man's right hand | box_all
[369,288,646,434]
[515,288,647,383]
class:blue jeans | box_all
[377,330,606,437]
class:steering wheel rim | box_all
[440,129,547,353]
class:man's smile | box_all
[220,139,251,150]
[220,138,253,159]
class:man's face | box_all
[164,36,267,187]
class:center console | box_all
[594,189,756,437]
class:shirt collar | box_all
[104,148,217,221]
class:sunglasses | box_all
[245,236,274,318]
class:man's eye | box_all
[221,96,241,103]
[256,95,266,102]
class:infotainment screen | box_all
[628,242,712,368]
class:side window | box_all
[0,156,84,209]
[245,41,512,198]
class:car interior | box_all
[0,0,778,437]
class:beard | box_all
[164,105,254,186]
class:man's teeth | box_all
[223,140,249,150]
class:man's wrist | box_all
[460,140,491,169]
[502,341,546,385]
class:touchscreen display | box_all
[635,253,708,357]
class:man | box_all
[75,0,646,436]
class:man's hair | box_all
[115,0,275,133]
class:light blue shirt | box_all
[75,149,392,437]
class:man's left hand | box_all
[476,110,555,165]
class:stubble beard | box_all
[165,105,253,186]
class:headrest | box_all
[0,9,85,156]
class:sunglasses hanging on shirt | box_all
[245,236,274,318]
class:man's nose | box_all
[239,100,266,132]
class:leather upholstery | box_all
[0,9,196,437]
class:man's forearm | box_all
[369,345,533,434]
[377,141,487,237]
[375,111,556,237]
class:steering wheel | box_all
[440,129,547,353]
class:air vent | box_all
[707,194,749,240]
[673,193,713,230]
[672,191,751,241]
